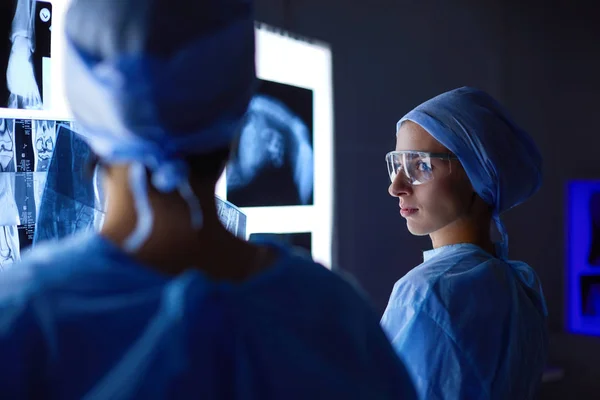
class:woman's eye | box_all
[417,161,431,172]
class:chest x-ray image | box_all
[227,79,314,208]
[0,0,52,110]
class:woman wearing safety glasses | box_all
[381,87,548,399]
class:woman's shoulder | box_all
[263,242,374,304]
[390,244,520,308]
[16,233,113,275]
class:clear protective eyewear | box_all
[385,151,458,185]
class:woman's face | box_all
[388,121,474,236]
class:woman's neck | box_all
[99,169,273,280]
[429,216,496,256]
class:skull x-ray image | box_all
[0,0,52,110]
[227,79,314,207]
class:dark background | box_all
[250,232,312,253]
[254,0,600,398]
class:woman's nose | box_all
[388,172,412,197]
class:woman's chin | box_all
[406,221,432,237]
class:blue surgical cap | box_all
[397,87,542,258]
[63,0,256,251]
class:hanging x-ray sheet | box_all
[1,0,53,110]
[33,123,104,245]
[216,195,247,240]
[0,116,65,270]
[227,80,314,208]
[217,23,334,268]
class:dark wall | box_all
[254,0,600,397]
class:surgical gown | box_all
[381,244,548,400]
[0,233,417,399]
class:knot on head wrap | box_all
[63,0,256,252]
[397,87,543,258]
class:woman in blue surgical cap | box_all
[381,87,547,399]
[0,0,417,399]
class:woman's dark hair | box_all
[86,146,234,185]
[187,147,232,184]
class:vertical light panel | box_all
[236,25,334,268]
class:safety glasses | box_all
[385,151,458,185]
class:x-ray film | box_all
[0,116,61,268]
[34,122,103,245]
[216,195,247,239]
[227,79,314,208]
[1,0,52,110]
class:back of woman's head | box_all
[64,0,256,252]
[66,0,252,58]
[65,0,255,144]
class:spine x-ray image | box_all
[1,0,52,110]
[227,79,314,208]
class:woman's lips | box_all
[400,207,418,217]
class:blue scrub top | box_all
[0,233,416,399]
[381,243,548,400]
